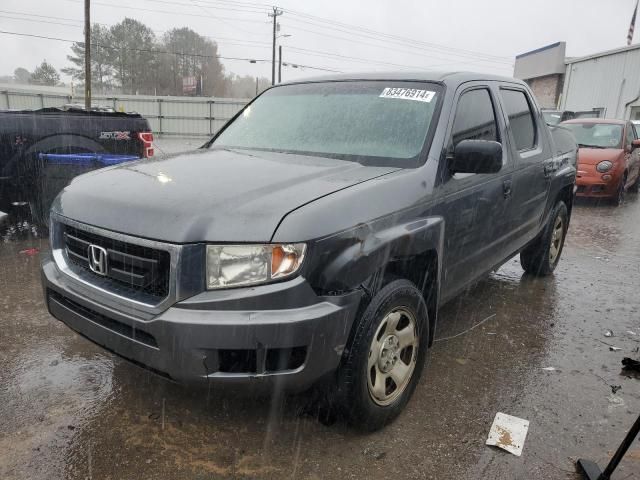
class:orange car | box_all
[560,118,640,205]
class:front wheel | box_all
[520,201,568,276]
[336,279,429,431]
[628,171,640,193]
[611,174,627,206]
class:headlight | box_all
[596,160,613,173]
[206,243,306,289]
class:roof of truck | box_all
[284,71,524,86]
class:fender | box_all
[313,216,443,293]
[302,215,444,347]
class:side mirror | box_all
[450,139,503,174]
[632,139,640,150]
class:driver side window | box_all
[450,88,499,147]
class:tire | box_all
[336,279,429,431]
[628,171,640,193]
[611,174,627,206]
[520,201,569,276]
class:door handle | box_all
[503,180,512,198]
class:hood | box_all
[577,147,623,166]
[54,148,399,243]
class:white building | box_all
[514,42,640,121]
[561,44,640,121]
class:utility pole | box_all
[268,7,283,86]
[84,0,91,110]
[278,45,282,83]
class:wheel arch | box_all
[2,133,107,179]
[556,182,574,221]
[312,216,444,347]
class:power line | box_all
[284,23,513,71]
[283,16,512,66]
[185,0,265,36]
[63,0,268,28]
[0,12,509,73]
[166,0,512,64]
[150,0,269,15]
[281,7,512,63]
[6,4,511,69]
[63,0,512,65]
[0,11,275,46]
[0,14,83,28]
[0,29,340,72]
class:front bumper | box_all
[576,167,621,198]
[42,254,362,392]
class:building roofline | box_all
[565,43,640,64]
[516,42,563,59]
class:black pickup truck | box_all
[0,107,153,223]
[42,72,577,430]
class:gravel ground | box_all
[1,195,639,479]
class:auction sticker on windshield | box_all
[379,87,436,102]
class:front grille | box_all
[63,225,171,299]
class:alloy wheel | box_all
[549,215,564,265]
[367,308,418,406]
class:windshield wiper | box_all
[578,143,608,149]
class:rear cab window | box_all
[499,88,537,151]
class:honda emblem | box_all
[88,244,108,276]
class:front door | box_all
[438,84,514,299]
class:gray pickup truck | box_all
[42,72,577,430]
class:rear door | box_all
[438,83,514,298]
[497,85,552,252]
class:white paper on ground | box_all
[486,412,529,456]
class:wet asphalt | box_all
[1,195,640,479]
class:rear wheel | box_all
[336,279,429,431]
[520,201,568,276]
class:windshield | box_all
[562,122,623,148]
[542,111,562,126]
[211,81,441,164]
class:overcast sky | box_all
[1,0,638,84]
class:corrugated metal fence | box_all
[0,85,250,137]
